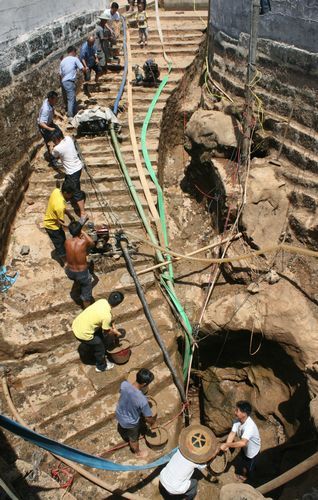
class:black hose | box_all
[119,237,187,407]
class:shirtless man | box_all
[65,221,95,308]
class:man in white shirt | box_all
[102,2,121,21]
[220,400,261,481]
[38,91,63,166]
[159,424,218,499]
[60,46,86,118]
[51,130,87,222]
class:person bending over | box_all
[80,36,102,83]
[37,90,63,167]
[72,293,124,372]
[65,221,95,308]
[43,180,75,263]
[116,368,155,458]
[220,400,261,482]
[51,130,87,223]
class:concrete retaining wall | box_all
[210,0,318,54]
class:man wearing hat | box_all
[159,424,218,499]
[72,292,124,372]
[96,13,115,68]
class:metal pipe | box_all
[119,237,187,408]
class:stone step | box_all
[279,161,318,190]
[264,115,318,156]
[289,208,318,250]
[269,135,318,175]
[288,186,318,213]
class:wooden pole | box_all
[241,0,260,166]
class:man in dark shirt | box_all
[115,368,156,457]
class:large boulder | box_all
[185,109,239,157]
[219,483,267,500]
[201,279,318,397]
[241,164,289,250]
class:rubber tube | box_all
[113,16,128,116]
[119,237,187,406]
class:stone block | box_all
[53,26,63,40]
[15,43,29,60]
[63,23,70,37]
[42,32,54,50]
[12,61,29,76]
[29,51,44,65]
[0,69,12,88]
[28,35,43,54]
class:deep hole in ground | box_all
[193,331,317,494]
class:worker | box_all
[115,368,155,458]
[136,2,148,47]
[51,130,87,223]
[159,424,218,499]
[65,221,95,308]
[102,2,121,21]
[96,14,115,68]
[37,90,63,167]
[43,180,76,264]
[59,46,85,119]
[80,36,102,83]
[72,293,124,372]
[220,400,261,482]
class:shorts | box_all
[117,422,140,443]
[65,268,92,302]
[64,169,85,202]
[139,28,148,37]
[97,49,106,67]
[39,123,62,144]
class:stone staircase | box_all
[0,9,206,499]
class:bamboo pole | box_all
[136,233,242,275]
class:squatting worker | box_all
[43,180,76,263]
[115,368,155,458]
[37,90,63,167]
[72,293,124,372]
[65,221,95,308]
[80,36,102,83]
[159,424,218,499]
[60,46,85,118]
[51,130,87,223]
[220,400,261,481]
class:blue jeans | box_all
[62,80,77,117]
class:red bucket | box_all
[108,339,131,364]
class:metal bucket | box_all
[145,426,168,451]
[108,339,131,364]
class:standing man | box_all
[220,400,261,482]
[115,369,155,458]
[43,180,76,263]
[80,36,102,83]
[38,90,63,167]
[65,221,95,308]
[60,46,85,119]
[72,293,124,372]
[51,130,87,222]
[159,424,218,499]
[95,15,112,69]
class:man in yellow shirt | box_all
[72,292,124,372]
[43,180,75,262]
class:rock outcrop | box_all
[219,483,266,500]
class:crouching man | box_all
[72,293,124,372]
[159,424,218,499]
[65,221,95,308]
[115,368,155,458]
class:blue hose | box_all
[113,16,128,116]
[0,414,177,471]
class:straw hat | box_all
[179,424,218,464]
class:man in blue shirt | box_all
[115,368,156,458]
[60,46,85,118]
[80,36,102,83]
[38,90,63,167]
